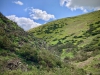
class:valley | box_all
[0,10,100,75]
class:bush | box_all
[19,44,39,63]
[18,44,62,68]
[0,36,13,50]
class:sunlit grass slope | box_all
[29,10,100,48]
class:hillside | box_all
[0,12,87,75]
[29,10,100,47]
[29,10,100,74]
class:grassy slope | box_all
[29,10,100,47]
[75,54,100,75]
[29,10,100,75]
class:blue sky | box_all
[0,0,100,30]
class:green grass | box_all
[83,54,100,75]
[61,49,74,60]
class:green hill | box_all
[29,10,100,75]
[0,12,87,75]
[29,10,100,47]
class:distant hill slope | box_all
[29,10,100,74]
[29,10,100,59]
[29,10,100,47]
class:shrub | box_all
[0,36,12,50]
[18,44,62,68]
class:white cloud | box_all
[60,0,100,12]
[13,1,23,5]
[6,15,41,31]
[29,8,55,21]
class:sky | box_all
[0,0,100,31]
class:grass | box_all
[29,10,100,47]
[84,54,100,75]
[61,49,74,60]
